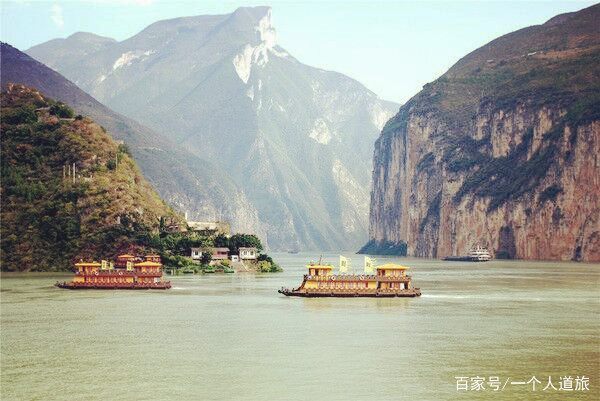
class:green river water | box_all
[1,253,599,400]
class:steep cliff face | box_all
[365,4,600,261]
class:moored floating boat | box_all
[443,245,492,262]
[55,254,171,290]
[279,256,421,298]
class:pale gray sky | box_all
[2,1,596,103]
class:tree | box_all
[214,233,229,247]
[200,251,212,265]
[49,102,74,118]
[117,143,131,156]
[228,233,263,255]
[159,216,166,233]
[257,254,274,264]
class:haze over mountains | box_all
[1,43,264,241]
[27,6,398,250]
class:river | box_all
[1,253,598,400]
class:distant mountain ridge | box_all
[27,6,398,250]
[1,42,264,241]
[364,4,600,261]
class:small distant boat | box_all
[443,246,492,262]
[278,256,421,298]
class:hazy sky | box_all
[1,0,596,103]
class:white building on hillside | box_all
[239,247,257,260]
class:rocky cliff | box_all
[364,4,600,261]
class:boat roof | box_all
[306,264,333,269]
[134,261,162,267]
[74,262,102,267]
[376,264,410,270]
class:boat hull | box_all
[278,288,421,298]
[55,281,171,290]
[443,256,490,262]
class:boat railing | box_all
[58,281,171,288]
[380,275,411,282]
[303,287,415,293]
[75,270,164,277]
[304,274,379,281]
[304,274,411,282]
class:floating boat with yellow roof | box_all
[55,254,171,290]
[278,256,421,298]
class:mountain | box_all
[0,84,182,271]
[1,42,263,240]
[26,6,399,251]
[362,4,600,261]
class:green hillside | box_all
[1,85,182,271]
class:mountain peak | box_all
[231,5,272,19]
[227,6,276,46]
[132,6,273,43]
[445,2,600,78]
[255,7,276,48]
[66,31,116,43]
[230,7,282,83]
[543,3,599,27]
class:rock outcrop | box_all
[364,4,600,261]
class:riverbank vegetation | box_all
[147,231,282,273]
[357,240,408,256]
